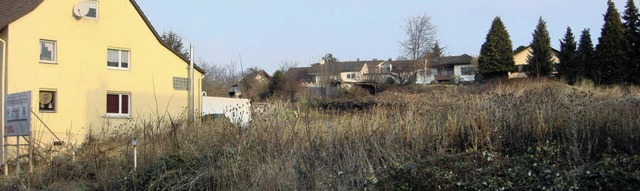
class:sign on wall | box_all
[4,91,31,137]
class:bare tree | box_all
[201,60,242,97]
[400,14,438,70]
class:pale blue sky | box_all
[137,0,628,73]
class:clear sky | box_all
[137,0,628,74]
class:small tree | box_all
[595,0,629,84]
[160,30,190,60]
[578,29,595,81]
[426,41,445,76]
[266,70,287,98]
[527,17,554,78]
[322,53,338,63]
[478,17,515,79]
[400,14,438,71]
[559,27,579,85]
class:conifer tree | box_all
[428,41,445,65]
[595,0,629,84]
[478,17,515,79]
[559,27,579,85]
[527,17,554,78]
[578,29,595,82]
[623,0,640,84]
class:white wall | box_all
[416,69,437,84]
[201,97,251,126]
[454,65,476,82]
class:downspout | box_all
[0,37,6,170]
[199,74,205,119]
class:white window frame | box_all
[173,77,189,91]
[107,49,130,70]
[39,40,57,63]
[84,0,99,20]
[106,92,131,118]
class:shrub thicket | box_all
[2,80,639,190]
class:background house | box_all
[510,46,560,79]
[430,54,477,83]
[0,0,204,145]
[308,60,372,84]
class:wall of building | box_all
[2,0,202,145]
[511,47,560,79]
[454,65,476,82]
[201,97,250,127]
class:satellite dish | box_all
[39,91,53,105]
[72,2,90,17]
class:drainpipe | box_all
[0,37,6,172]
[199,74,205,118]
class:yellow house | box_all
[0,0,204,146]
[509,46,560,78]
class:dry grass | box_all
[3,80,640,190]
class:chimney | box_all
[388,58,392,61]
[356,58,360,61]
[373,58,377,61]
[228,84,241,98]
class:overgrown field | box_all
[2,80,640,190]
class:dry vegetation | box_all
[2,79,640,190]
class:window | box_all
[173,77,189,91]
[39,90,56,112]
[107,49,130,69]
[106,93,130,117]
[461,66,475,75]
[40,40,56,63]
[517,65,525,72]
[346,73,356,79]
[85,1,98,19]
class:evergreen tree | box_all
[160,30,190,60]
[267,70,287,97]
[559,27,579,85]
[623,0,640,84]
[527,17,554,78]
[478,17,515,79]
[595,0,629,84]
[578,29,595,82]
[428,41,444,65]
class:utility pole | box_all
[188,44,194,123]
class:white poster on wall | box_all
[4,91,31,137]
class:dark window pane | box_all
[86,8,97,18]
[107,94,119,113]
[107,62,119,67]
[121,62,128,68]
[121,95,129,114]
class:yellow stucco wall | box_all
[1,0,203,145]
[513,47,560,66]
[509,47,560,79]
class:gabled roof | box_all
[129,0,203,73]
[433,54,474,66]
[310,61,370,74]
[0,0,204,73]
[386,60,417,73]
[245,70,271,81]
[287,67,312,83]
[0,0,43,31]
[514,45,560,56]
